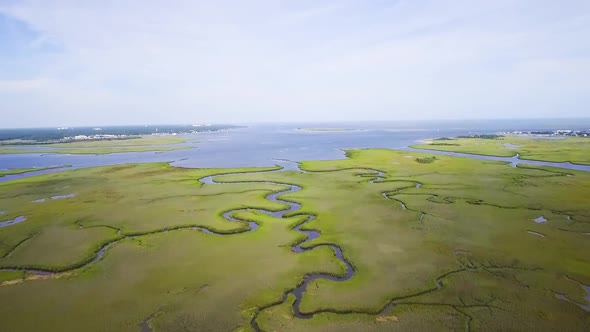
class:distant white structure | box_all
[66,134,127,141]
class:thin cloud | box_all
[0,0,589,127]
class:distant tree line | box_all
[456,134,503,139]
[0,125,240,143]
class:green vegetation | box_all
[219,148,590,331]
[429,142,459,146]
[413,136,590,165]
[0,166,70,177]
[456,134,503,139]
[0,136,190,155]
[0,147,589,331]
[0,163,343,331]
[49,135,186,147]
[415,156,437,164]
[0,270,24,283]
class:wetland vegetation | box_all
[0,136,191,155]
[0,165,70,177]
[413,136,590,165]
[0,141,589,331]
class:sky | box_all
[0,0,589,128]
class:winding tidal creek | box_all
[200,161,357,330]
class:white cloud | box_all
[0,0,589,127]
[0,78,49,90]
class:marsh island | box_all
[0,133,589,331]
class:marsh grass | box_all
[415,156,437,163]
[413,136,590,165]
[0,166,71,177]
[0,136,190,155]
[224,148,590,330]
[0,146,589,331]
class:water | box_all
[50,194,76,200]
[534,216,548,223]
[33,194,76,203]
[555,283,590,312]
[527,230,546,237]
[202,161,357,328]
[1,120,590,181]
[0,216,26,228]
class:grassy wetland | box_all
[0,135,190,155]
[412,136,590,165]
[0,165,70,177]
[0,144,589,331]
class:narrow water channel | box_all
[200,160,358,329]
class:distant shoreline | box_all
[0,124,242,144]
[297,127,363,132]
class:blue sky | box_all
[0,0,589,127]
